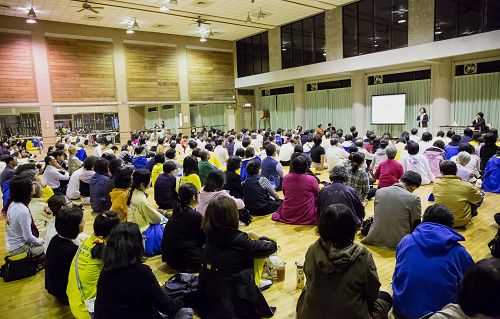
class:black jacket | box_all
[45,235,78,303]
[472,118,486,133]
[198,227,277,319]
[417,113,429,128]
[161,206,205,272]
[154,173,177,210]
[224,171,244,199]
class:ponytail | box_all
[349,152,365,173]
[127,169,151,206]
[173,183,198,218]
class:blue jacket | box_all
[482,156,500,193]
[444,144,459,160]
[132,155,148,170]
[392,223,474,319]
[90,173,111,213]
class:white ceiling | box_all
[0,0,357,40]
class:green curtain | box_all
[365,79,431,137]
[144,107,159,129]
[305,87,352,131]
[259,95,275,129]
[202,104,225,128]
[190,105,199,128]
[160,107,177,131]
[453,72,500,129]
[272,93,295,130]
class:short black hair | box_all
[400,171,422,187]
[458,258,500,317]
[244,147,255,158]
[135,146,145,155]
[484,132,496,146]
[9,175,32,205]
[108,158,123,176]
[440,160,458,176]
[103,222,144,271]
[246,159,261,176]
[163,161,177,174]
[83,156,98,170]
[446,130,456,138]
[165,148,176,159]
[407,141,420,155]
[91,211,120,259]
[421,132,433,142]
[183,156,199,176]
[437,131,445,137]
[55,206,84,239]
[463,128,473,137]
[329,165,348,183]
[235,148,245,157]
[265,144,276,156]
[154,153,165,164]
[114,166,133,189]
[204,143,214,151]
[380,139,389,148]
[477,112,484,118]
[0,154,14,165]
[203,170,225,192]
[313,135,322,145]
[433,140,445,149]
[226,156,241,172]
[47,194,68,217]
[411,128,418,135]
[291,155,308,174]
[199,150,209,161]
[458,143,475,155]
[451,134,461,143]
[318,204,357,248]
[94,158,109,175]
[294,145,304,153]
[422,204,454,228]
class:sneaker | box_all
[259,279,272,291]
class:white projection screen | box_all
[371,93,406,124]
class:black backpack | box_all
[488,229,500,258]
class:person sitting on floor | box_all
[29,181,51,238]
[370,138,390,173]
[204,143,222,170]
[42,155,70,195]
[401,141,435,185]
[68,145,83,176]
[178,156,202,191]
[345,152,370,202]
[78,156,97,205]
[297,203,392,319]
[109,166,133,222]
[198,170,245,216]
[154,161,178,211]
[223,156,243,199]
[278,138,295,166]
[243,159,283,216]
[161,183,205,273]
[433,161,483,228]
[362,171,422,249]
[272,155,319,225]
[310,135,326,171]
[450,143,481,180]
[150,153,165,187]
[197,196,277,319]
[67,211,120,319]
[90,158,111,214]
[240,147,261,182]
[480,132,499,172]
[131,146,148,170]
[317,166,365,228]
[392,204,474,319]
[198,150,215,186]
[260,144,283,191]
[482,149,500,193]
[94,222,189,319]
[424,140,446,178]
[45,206,83,305]
[374,145,404,189]
[429,258,500,319]
[445,134,461,160]
[325,138,349,171]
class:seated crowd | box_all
[0,122,499,319]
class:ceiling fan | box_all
[191,16,211,28]
[75,0,104,14]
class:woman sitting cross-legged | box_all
[223,156,243,199]
[272,155,319,225]
[45,206,84,305]
[109,166,133,222]
[67,211,120,319]
[296,203,392,319]
[198,170,245,216]
[161,183,205,273]
[178,156,202,191]
[94,222,191,319]
[154,161,178,210]
[243,159,283,216]
[127,169,168,256]
[197,196,277,319]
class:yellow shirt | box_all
[208,152,222,169]
[67,235,102,319]
[178,173,202,191]
[42,185,54,201]
[151,163,163,186]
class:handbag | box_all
[0,252,37,282]
[487,228,500,258]
[74,244,95,314]
[360,217,373,236]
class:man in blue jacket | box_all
[392,204,474,319]
[90,158,111,213]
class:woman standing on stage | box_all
[417,107,429,136]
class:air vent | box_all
[374,75,383,84]
[153,24,170,29]
[464,63,478,75]
[84,15,103,21]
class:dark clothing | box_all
[104,175,116,197]
[0,166,15,190]
[471,118,486,133]
[480,144,499,171]
[90,173,111,213]
[79,181,90,197]
[154,173,177,210]
[317,182,365,227]
[198,227,277,319]
[417,113,429,128]
[243,175,280,216]
[224,171,243,199]
[161,206,205,272]
[94,264,184,319]
[45,235,78,304]
[226,142,235,157]
[261,157,282,190]
[310,145,325,163]
[459,135,472,144]
[297,240,391,319]
[147,157,156,172]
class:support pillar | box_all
[112,35,131,144]
[325,7,343,61]
[408,0,435,46]
[268,28,282,72]
[431,58,453,134]
[351,72,367,135]
[177,45,191,135]
[294,79,306,129]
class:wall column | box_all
[268,27,282,72]
[431,58,453,134]
[177,45,191,135]
[112,35,131,144]
[294,79,306,129]
[325,7,343,61]
[31,29,56,147]
[351,71,367,135]
[409,0,435,46]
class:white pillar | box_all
[112,36,131,144]
[294,79,306,128]
[177,45,191,135]
[431,58,453,134]
[351,71,366,135]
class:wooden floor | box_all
[0,168,499,319]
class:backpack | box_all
[488,228,500,258]
[162,273,199,310]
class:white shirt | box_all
[42,165,69,188]
[214,145,229,165]
[409,135,421,143]
[326,146,349,171]
[278,143,294,162]
[401,154,435,185]
[233,140,243,155]
[66,167,83,199]
[93,144,103,157]
[6,202,43,252]
[418,141,433,155]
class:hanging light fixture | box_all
[257,8,265,20]
[26,1,37,24]
[159,1,169,12]
[132,18,139,29]
[200,34,207,42]
[435,23,442,35]
[245,12,252,24]
[169,0,179,6]
[126,26,134,34]
[397,13,406,24]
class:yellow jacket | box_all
[178,173,202,191]
[109,188,129,222]
[151,163,163,187]
[433,175,483,227]
[127,190,165,233]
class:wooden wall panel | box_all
[187,50,234,101]
[46,38,116,102]
[0,32,37,103]
[125,44,179,101]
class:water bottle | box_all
[296,262,305,289]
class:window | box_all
[281,13,326,69]
[342,0,408,58]
[435,0,500,41]
[236,32,269,77]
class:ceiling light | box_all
[132,18,139,29]
[200,34,207,42]
[246,12,252,23]
[26,5,37,24]
[435,24,442,35]
[160,3,169,12]
[169,0,178,6]
[126,27,134,34]
[397,13,406,24]
[257,8,265,20]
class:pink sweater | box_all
[374,159,404,188]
